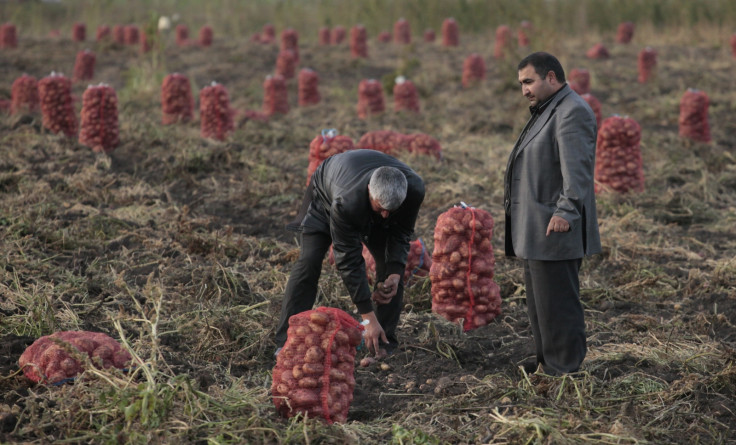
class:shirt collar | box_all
[529,84,566,115]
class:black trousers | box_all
[523,258,586,375]
[274,226,404,349]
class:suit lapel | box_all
[511,85,573,162]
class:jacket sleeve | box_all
[553,102,597,230]
[329,200,375,314]
[385,179,426,276]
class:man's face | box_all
[518,64,555,107]
[368,193,391,219]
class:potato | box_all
[304,346,324,363]
[288,389,320,407]
[298,377,319,388]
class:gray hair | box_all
[368,166,407,211]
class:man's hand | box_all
[361,311,388,356]
[372,274,401,305]
[546,215,570,236]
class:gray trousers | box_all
[524,258,586,375]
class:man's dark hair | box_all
[518,52,566,83]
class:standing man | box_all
[504,52,601,375]
[276,149,425,357]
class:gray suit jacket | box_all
[504,84,602,260]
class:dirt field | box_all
[1,19,735,444]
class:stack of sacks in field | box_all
[280,28,299,63]
[517,21,532,47]
[272,307,363,424]
[124,25,140,44]
[276,49,297,79]
[298,68,320,106]
[430,204,501,331]
[331,26,346,44]
[258,23,276,44]
[175,24,189,46]
[307,129,355,183]
[161,73,194,124]
[19,331,132,384]
[441,18,458,47]
[586,43,610,59]
[637,47,657,83]
[462,53,485,88]
[405,133,442,160]
[424,29,435,42]
[493,25,511,59]
[616,22,635,44]
[73,49,95,82]
[199,25,213,47]
[595,115,644,193]
[356,79,384,118]
[328,238,431,285]
[568,68,590,94]
[393,76,420,113]
[72,22,86,42]
[357,130,407,156]
[79,83,120,153]
[679,89,711,143]
[10,74,39,114]
[350,25,368,59]
[96,25,110,41]
[581,94,602,129]
[377,31,391,43]
[263,74,289,116]
[1,23,18,49]
[39,72,77,137]
[318,27,330,45]
[200,82,234,141]
[393,18,411,44]
[112,25,125,44]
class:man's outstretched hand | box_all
[361,311,388,356]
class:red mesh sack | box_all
[199,25,213,47]
[393,18,411,45]
[393,77,420,113]
[10,74,39,114]
[462,53,486,88]
[493,25,511,59]
[276,49,297,79]
[124,25,140,45]
[39,72,78,137]
[318,27,330,45]
[731,33,736,59]
[175,24,189,47]
[586,43,610,59]
[161,73,194,124]
[581,93,602,129]
[637,47,657,83]
[595,116,644,193]
[280,28,299,63]
[140,30,152,53]
[298,68,320,107]
[200,82,234,141]
[96,25,110,41]
[79,84,120,153]
[19,331,132,384]
[430,204,501,331]
[73,49,95,82]
[569,68,590,95]
[72,22,86,42]
[331,26,346,44]
[377,31,391,43]
[441,18,458,47]
[328,244,376,283]
[356,79,384,119]
[1,23,18,49]
[616,22,635,44]
[424,29,435,43]
[112,25,125,44]
[261,23,276,44]
[405,133,442,160]
[404,238,432,284]
[357,130,407,156]
[350,25,368,59]
[272,307,363,424]
[307,129,354,183]
[678,89,711,143]
[0,99,9,114]
[263,74,289,116]
[517,20,532,47]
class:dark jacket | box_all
[304,149,425,313]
